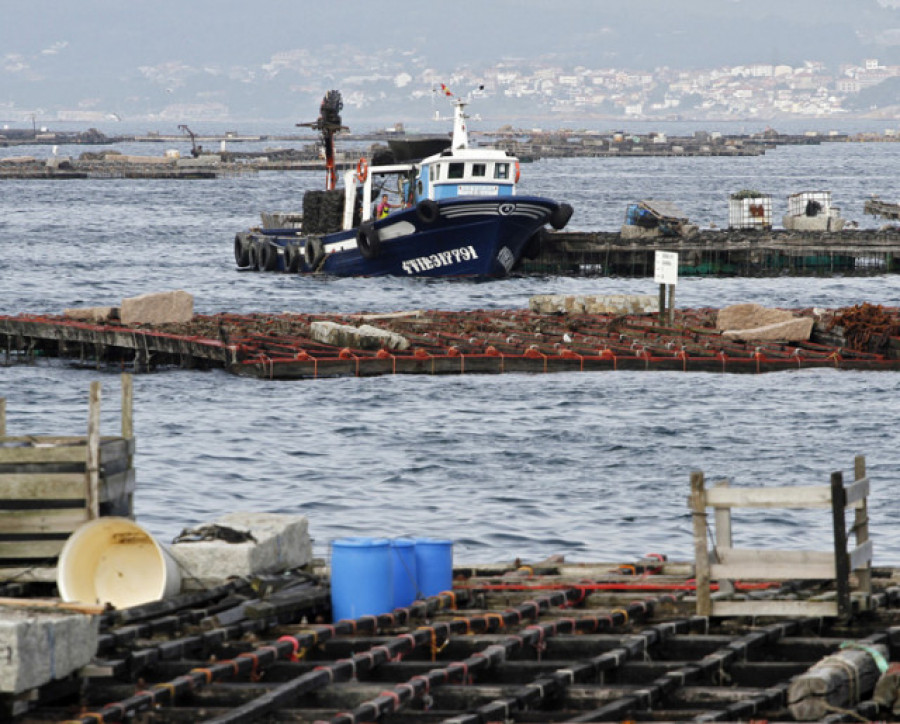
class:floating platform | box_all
[6,556,900,722]
[531,228,900,277]
[2,304,900,380]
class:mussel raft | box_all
[1,303,899,379]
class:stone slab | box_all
[530,294,659,315]
[170,512,312,590]
[309,320,410,351]
[0,608,98,694]
[722,317,814,342]
[63,306,119,323]
[716,303,795,331]
[119,290,193,326]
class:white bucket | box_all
[57,517,182,608]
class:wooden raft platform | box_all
[2,305,900,380]
[6,557,900,722]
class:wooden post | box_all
[85,382,101,520]
[667,284,675,326]
[690,471,711,616]
[712,479,734,596]
[658,283,666,324]
[121,373,133,439]
[830,471,850,618]
[854,455,871,596]
[0,398,5,438]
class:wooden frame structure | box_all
[0,374,135,581]
[690,456,872,618]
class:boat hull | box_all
[319,196,567,278]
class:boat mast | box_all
[451,98,469,150]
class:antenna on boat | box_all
[432,83,485,150]
[298,90,348,191]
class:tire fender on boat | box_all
[259,241,278,271]
[284,243,301,273]
[356,222,382,259]
[416,199,440,224]
[248,240,261,271]
[550,203,574,230]
[234,233,250,267]
[304,236,325,270]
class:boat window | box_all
[429,164,438,181]
[472,163,486,177]
[495,163,510,180]
[448,162,465,179]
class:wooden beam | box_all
[85,382,101,519]
[831,471,850,618]
[0,507,90,534]
[712,600,839,618]
[0,397,5,437]
[690,470,710,617]
[854,455,872,596]
[121,373,133,439]
[704,484,832,509]
[711,548,835,580]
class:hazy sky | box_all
[3,1,900,124]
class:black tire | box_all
[322,189,345,233]
[356,222,381,259]
[550,203,574,230]
[523,229,544,260]
[416,199,440,224]
[259,241,278,271]
[282,243,295,273]
[248,241,261,271]
[234,233,250,267]
[305,236,325,270]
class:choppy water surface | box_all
[2,142,900,563]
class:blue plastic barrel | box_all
[390,539,418,609]
[414,538,453,598]
[330,537,392,621]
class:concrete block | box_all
[717,303,795,331]
[309,320,410,351]
[0,609,98,694]
[63,306,119,323]
[119,290,193,326]
[530,294,659,315]
[171,512,312,590]
[722,317,814,342]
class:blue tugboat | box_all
[233,89,572,277]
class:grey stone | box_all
[309,320,410,351]
[171,512,312,590]
[63,306,119,323]
[722,317,814,342]
[716,303,795,331]
[0,609,98,694]
[530,294,659,315]
[120,290,193,325]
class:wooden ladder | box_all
[690,456,872,618]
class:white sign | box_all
[654,250,679,285]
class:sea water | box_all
[1,141,900,564]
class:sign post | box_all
[654,251,679,325]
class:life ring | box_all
[356,158,368,183]
[514,160,521,184]
[304,236,325,270]
[416,199,440,224]
[356,222,382,259]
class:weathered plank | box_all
[0,539,67,560]
[711,600,839,618]
[0,473,88,500]
[704,484,833,509]
[711,548,835,580]
[0,508,89,534]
